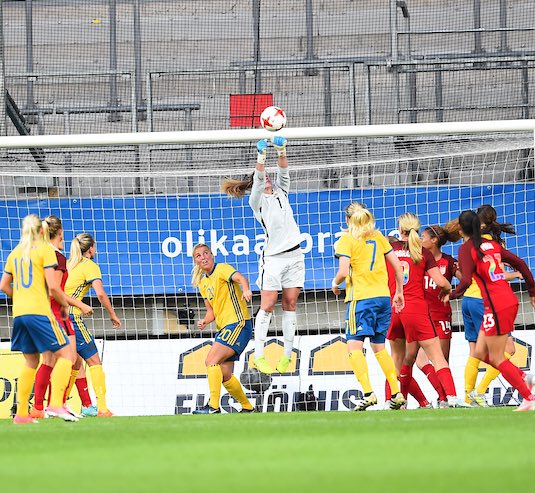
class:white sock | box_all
[282,310,297,358]
[254,309,272,358]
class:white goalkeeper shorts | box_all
[256,249,305,291]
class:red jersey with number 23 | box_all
[451,238,535,313]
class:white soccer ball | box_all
[260,106,287,132]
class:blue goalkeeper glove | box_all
[256,139,268,164]
[271,136,287,157]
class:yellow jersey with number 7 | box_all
[335,230,392,302]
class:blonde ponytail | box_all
[42,215,62,246]
[67,233,94,271]
[398,212,423,264]
[221,175,254,198]
[345,202,375,240]
[19,214,43,262]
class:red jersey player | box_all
[449,210,535,411]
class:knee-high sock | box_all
[207,364,223,409]
[348,350,373,394]
[75,377,93,407]
[409,378,430,407]
[281,310,297,358]
[476,352,512,394]
[223,375,253,410]
[33,364,53,411]
[49,358,72,408]
[89,365,108,412]
[254,310,272,358]
[497,360,533,400]
[399,364,413,399]
[375,349,400,394]
[436,367,456,397]
[17,365,37,417]
[63,368,79,404]
[421,363,446,401]
[464,356,480,396]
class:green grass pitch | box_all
[0,408,533,492]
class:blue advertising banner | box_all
[0,184,533,296]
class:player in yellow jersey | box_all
[64,233,122,417]
[0,214,75,423]
[191,243,255,414]
[332,203,406,411]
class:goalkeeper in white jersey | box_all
[221,137,304,374]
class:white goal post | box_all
[0,119,534,416]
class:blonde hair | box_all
[67,233,95,271]
[42,215,63,246]
[398,212,423,264]
[18,214,43,262]
[345,202,375,240]
[221,175,254,198]
[191,243,212,288]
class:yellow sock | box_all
[49,357,72,408]
[464,356,480,397]
[475,352,511,394]
[223,375,253,410]
[348,350,373,394]
[207,364,223,409]
[89,365,108,412]
[64,369,80,402]
[17,365,37,417]
[375,349,400,394]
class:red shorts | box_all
[53,311,75,337]
[433,318,452,340]
[480,304,518,337]
[387,310,436,344]
[387,312,405,340]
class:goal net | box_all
[0,123,534,415]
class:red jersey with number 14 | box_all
[387,241,437,311]
[451,238,535,313]
[424,253,457,319]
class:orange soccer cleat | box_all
[13,415,39,425]
[97,409,114,417]
[29,407,46,419]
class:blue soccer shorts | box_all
[345,297,392,344]
[70,314,99,360]
[215,319,253,361]
[12,314,69,354]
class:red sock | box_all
[33,364,53,411]
[385,380,392,400]
[436,367,456,397]
[421,363,447,401]
[75,378,93,407]
[409,378,430,407]
[485,356,526,379]
[399,364,413,399]
[497,360,533,400]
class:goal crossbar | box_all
[0,120,534,149]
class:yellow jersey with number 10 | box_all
[335,230,392,302]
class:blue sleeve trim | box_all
[44,264,58,269]
[228,270,237,281]
[335,254,350,258]
[4,270,12,275]
[384,248,393,255]
[86,277,102,283]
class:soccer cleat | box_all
[389,392,406,410]
[254,357,274,375]
[353,392,378,411]
[513,398,535,412]
[437,399,449,409]
[418,403,434,409]
[46,406,79,422]
[29,407,46,419]
[64,405,84,419]
[276,355,292,374]
[239,407,256,413]
[97,409,114,417]
[81,405,98,417]
[192,404,221,415]
[446,396,472,408]
[467,390,488,407]
[13,415,39,424]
